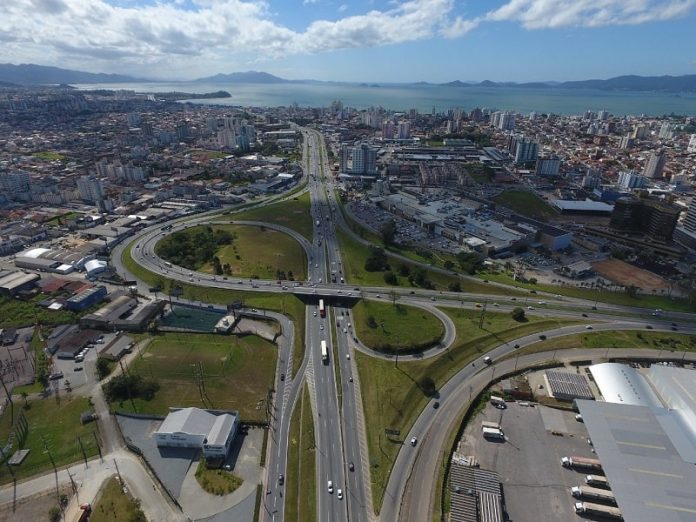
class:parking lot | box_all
[460,401,597,522]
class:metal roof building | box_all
[577,399,696,522]
[545,370,594,401]
[588,363,663,407]
[155,407,239,459]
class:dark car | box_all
[539,334,547,340]
[646,325,653,329]
[581,313,588,317]
[280,373,285,381]
[349,462,355,472]
[514,344,520,349]
[278,474,284,485]
[433,401,440,409]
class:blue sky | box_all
[2,0,695,82]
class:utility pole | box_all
[77,436,88,468]
[0,374,13,424]
[92,431,103,462]
[478,299,488,329]
[41,435,59,503]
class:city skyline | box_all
[2,0,696,83]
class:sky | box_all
[2,0,696,83]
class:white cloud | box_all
[303,0,320,5]
[484,0,696,29]
[338,4,348,12]
[0,0,694,77]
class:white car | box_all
[337,489,343,500]
[327,480,334,493]
[585,325,593,330]
[410,437,418,446]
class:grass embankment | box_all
[121,242,307,376]
[480,270,694,312]
[510,329,696,358]
[90,476,147,522]
[126,332,276,421]
[493,189,559,221]
[357,308,575,511]
[285,384,316,522]
[202,224,307,280]
[232,191,314,241]
[195,459,244,496]
[33,151,67,162]
[352,300,444,353]
[0,396,98,485]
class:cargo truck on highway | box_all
[585,474,610,488]
[321,340,329,364]
[574,502,622,519]
[561,456,603,471]
[571,486,616,504]
[319,299,326,318]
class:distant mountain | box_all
[0,63,142,84]
[196,71,287,84]
[439,75,696,92]
[559,74,696,92]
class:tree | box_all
[448,281,462,292]
[96,357,113,380]
[444,260,454,270]
[366,315,378,329]
[212,256,223,275]
[48,507,61,522]
[20,391,28,409]
[511,307,526,322]
[456,251,484,274]
[418,376,437,397]
[383,271,397,286]
[365,247,389,272]
[398,264,411,277]
[380,219,397,246]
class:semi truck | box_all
[321,340,329,364]
[585,474,610,488]
[561,456,603,472]
[571,486,616,504]
[574,502,622,520]
[319,299,326,318]
[482,427,505,440]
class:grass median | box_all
[232,191,314,242]
[357,308,576,512]
[352,300,444,353]
[285,384,316,522]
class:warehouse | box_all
[66,285,107,312]
[0,271,40,297]
[79,295,137,330]
[155,407,239,459]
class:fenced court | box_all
[159,305,225,332]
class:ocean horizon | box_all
[73,81,696,117]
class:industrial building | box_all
[0,270,40,297]
[575,363,696,522]
[448,459,503,522]
[66,285,107,311]
[155,407,239,459]
[79,295,164,331]
[551,199,614,216]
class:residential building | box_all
[77,175,104,202]
[534,156,561,177]
[610,196,682,242]
[643,150,667,179]
[340,143,378,175]
[617,170,646,190]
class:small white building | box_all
[155,407,239,458]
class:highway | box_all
[110,127,696,522]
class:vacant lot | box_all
[0,395,98,484]
[493,190,559,221]
[127,332,277,421]
[90,476,147,522]
[352,300,444,353]
[592,258,668,290]
[203,224,307,280]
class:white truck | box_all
[482,427,505,440]
[574,502,622,520]
[571,486,616,504]
[561,456,603,472]
[585,474,609,488]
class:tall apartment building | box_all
[340,144,377,175]
[491,111,515,131]
[673,198,696,251]
[619,135,635,149]
[507,135,538,164]
[0,170,31,196]
[610,196,682,242]
[381,121,394,139]
[617,170,646,191]
[687,134,696,153]
[658,123,675,140]
[632,125,648,140]
[77,175,104,203]
[534,156,561,177]
[397,121,411,139]
[582,169,602,189]
[643,151,667,179]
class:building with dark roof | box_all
[610,196,682,242]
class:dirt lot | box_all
[592,258,668,291]
[0,484,72,522]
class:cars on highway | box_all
[337,489,343,500]
[327,480,333,493]
[410,437,418,446]
[483,356,492,364]
[349,462,354,471]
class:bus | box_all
[319,299,326,318]
[321,340,329,364]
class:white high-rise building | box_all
[617,170,646,190]
[643,151,667,179]
[687,134,696,153]
[658,123,675,140]
[397,121,411,139]
[77,175,104,202]
[492,111,515,130]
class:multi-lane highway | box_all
[114,127,696,522]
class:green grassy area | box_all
[0,395,98,485]
[285,384,316,522]
[90,476,147,522]
[33,151,67,162]
[12,329,45,395]
[352,300,445,353]
[510,329,696,358]
[232,191,313,241]
[126,332,276,421]
[121,241,306,376]
[200,224,307,280]
[480,269,694,312]
[195,459,244,496]
[493,189,559,221]
[0,296,77,329]
[357,309,576,511]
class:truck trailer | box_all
[571,486,616,504]
[482,427,505,440]
[481,421,502,430]
[574,502,622,520]
[585,474,610,488]
[561,456,603,472]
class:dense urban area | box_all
[1,84,696,522]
